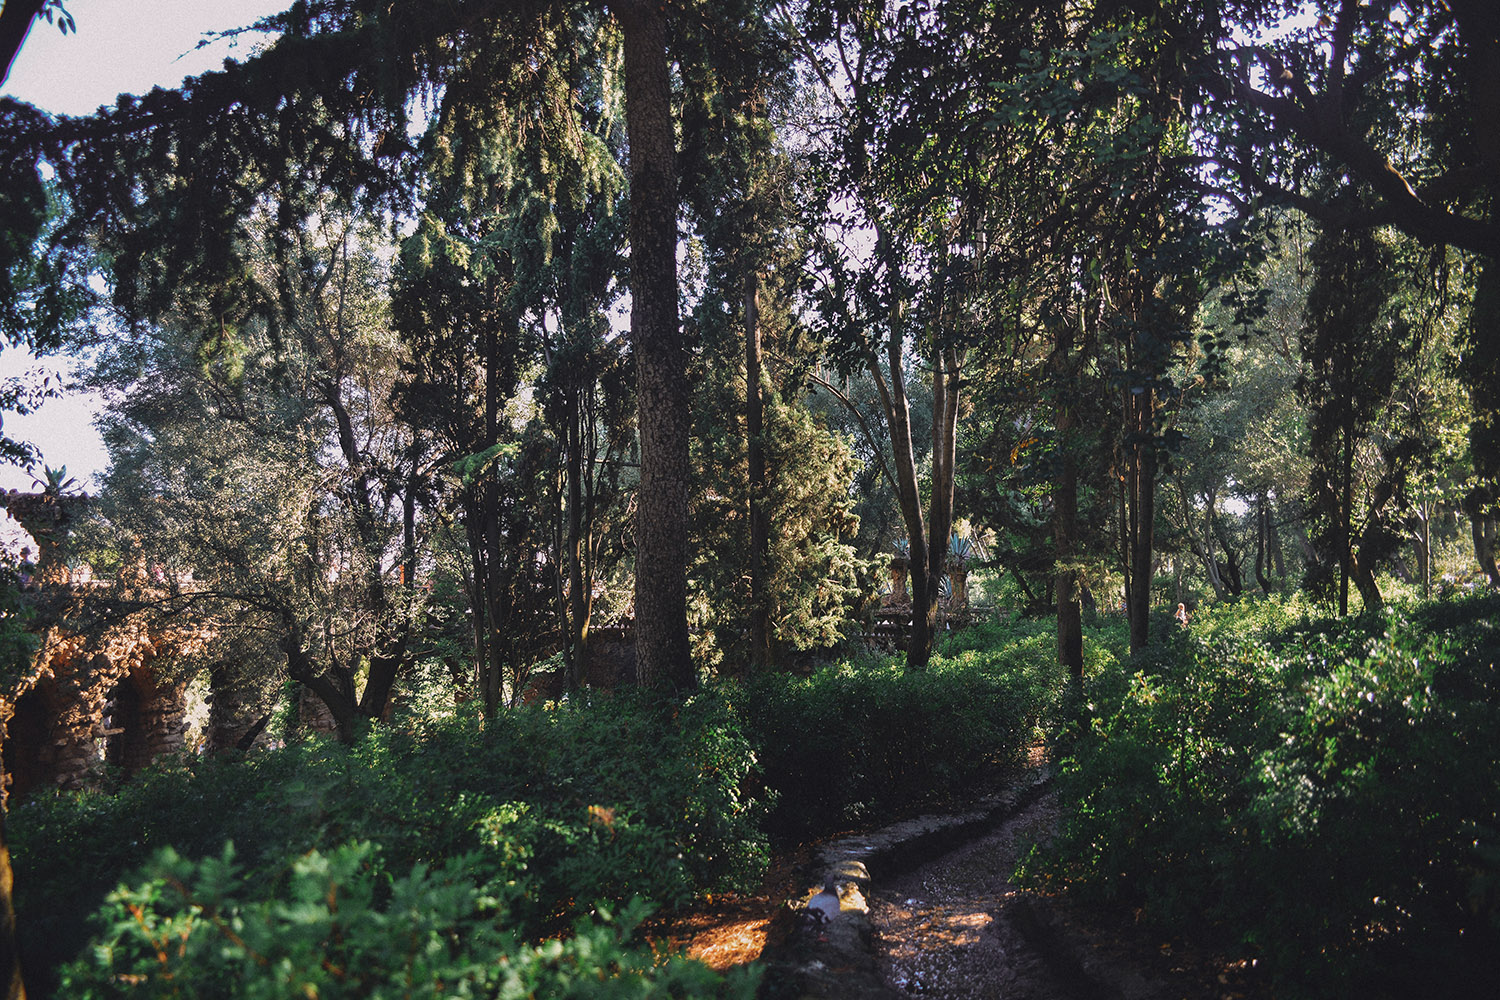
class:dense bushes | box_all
[58,843,755,999]
[12,690,768,998]
[13,618,1064,997]
[1026,593,1500,997]
[741,618,1078,837]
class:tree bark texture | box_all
[617,0,694,691]
[745,270,771,670]
[865,287,931,668]
[1127,383,1157,654]
[1052,325,1083,689]
[565,392,591,692]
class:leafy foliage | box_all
[740,616,1078,836]
[59,842,756,1000]
[1026,594,1500,996]
[11,691,769,994]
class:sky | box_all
[0,0,288,500]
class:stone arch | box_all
[3,680,66,803]
[102,672,154,778]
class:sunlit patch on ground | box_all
[681,914,772,970]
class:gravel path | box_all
[870,790,1078,998]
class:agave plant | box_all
[948,533,976,569]
[34,465,79,497]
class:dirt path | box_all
[870,788,1263,1000]
[871,789,1076,998]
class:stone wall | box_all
[0,619,203,806]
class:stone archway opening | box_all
[102,674,154,779]
[4,682,63,804]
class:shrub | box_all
[59,841,757,999]
[740,621,1067,837]
[1024,595,1500,997]
[12,689,767,995]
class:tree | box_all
[5,0,716,693]
[793,0,981,670]
[1300,223,1408,613]
[1197,0,1500,587]
[0,0,71,88]
[877,0,1245,664]
[676,0,797,670]
[392,10,632,708]
[87,210,426,741]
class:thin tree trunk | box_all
[1128,387,1157,653]
[1053,327,1083,690]
[745,270,771,670]
[618,0,693,691]
[1254,493,1273,595]
[478,312,507,712]
[565,393,590,692]
[1268,494,1288,578]
[863,274,933,668]
[1463,249,1500,588]
[923,345,961,665]
[1339,424,1354,616]
[1177,480,1227,599]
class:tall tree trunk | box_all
[565,395,591,692]
[922,345,961,666]
[866,292,931,669]
[1127,385,1157,653]
[618,0,693,691]
[1254,492,1273,595]
[1053,329,1083,690]
[1268,494,1287,579]
[481,320,507,712]
[1466,258,1500,587]
[745,270,771,670]
[1339,424,1354,616]
[1414,499,1432,597]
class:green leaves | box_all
[62,838,756,1000]
[1031,595,1500,995]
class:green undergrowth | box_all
[743,616,1087,838]
[1023,592,1500,998]
[12,616,1065,998]
[14,691,765,998]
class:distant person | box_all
[1174,602,1190,629]
[17,547,34,590]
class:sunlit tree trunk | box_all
[745,270,771,670]
[0,806,23,999]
